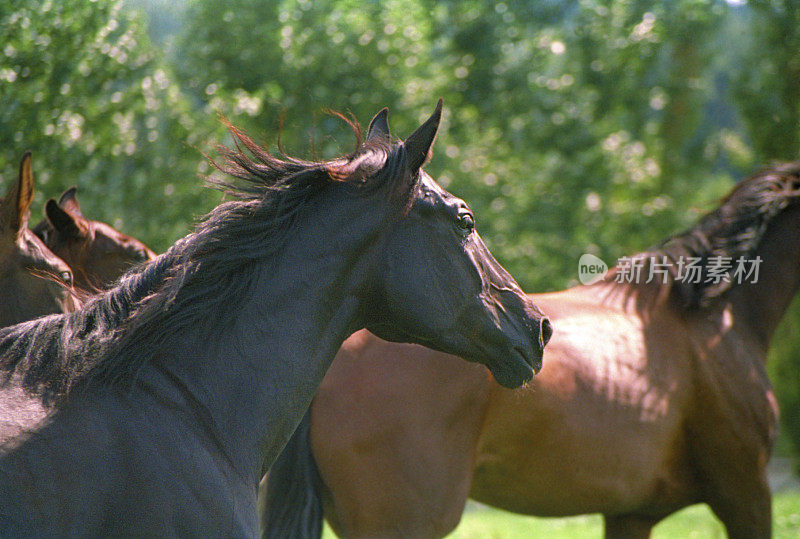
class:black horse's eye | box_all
[457,212,475,232]
[60,271,73,287]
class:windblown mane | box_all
[605,162,800,310]
[0,122,414,404]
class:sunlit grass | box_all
[447,491,800,538]
[321,490,800,538]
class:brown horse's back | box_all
[471,289,697,517]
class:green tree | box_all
[175,0,441,156]
[733,0,800,465]
[733,0,800,162]
[176,0,737,292]
[0,0,217,251]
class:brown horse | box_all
[33,187,157,291]
[0,152,77,327]
[264,162,800,538]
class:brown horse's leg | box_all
[604,514,658,539]
[688,429,772,538]
[704,478,771,539]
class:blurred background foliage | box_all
[2,0,800,462]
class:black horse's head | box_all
[358,101,551,388]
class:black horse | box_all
[0,101,551,535]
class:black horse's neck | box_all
[729,205,800,352]
[143,192,384,484]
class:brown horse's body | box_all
[311,333,490,537]
[266,163,800,539]
[472,286,775,537]
[473,288,697,520]
[312,287,775,538]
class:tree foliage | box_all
[0,0,218,252]
[174,0,744,291]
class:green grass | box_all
[322,490,800,538]
[446,491,800,538]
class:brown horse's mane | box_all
[0,121,414,404]
[600,161,800,311]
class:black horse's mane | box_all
[605,161,800,310]
[0,122,414,403]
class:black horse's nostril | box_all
[539,317,553,348]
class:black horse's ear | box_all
[403,98,442,172]
[45,198,86,238]
[57,186,83,217]
[366,108,390,143]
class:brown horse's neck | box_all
[728,206,800,352]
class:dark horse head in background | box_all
[0,152,77,327]
[32,187,157,292]
[0,101,549,536]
